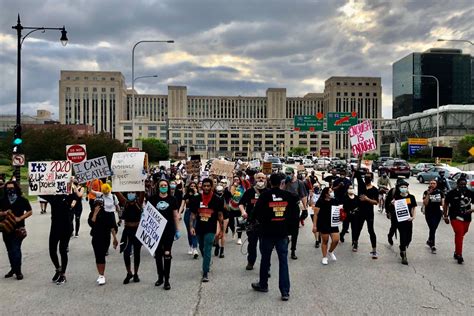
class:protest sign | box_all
[210,160,235,178]
[72,156,111,184]
[200,170,209,180]
[111,152,147,192]
[262,162,272,175]
[297,164,305,172]
[349,120,376,157]
[159,160,171,169]
[395,199,411,222]
[331,205,342,227]
[249,159,261,169]
[135,202,168,256]
[28,161,72,195]
[186,160,201,176]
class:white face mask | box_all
[348,189,355,195]
[255,181,266,189]
[216,185,224,192]
[329,192,335,199]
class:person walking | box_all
[189,178,225,282]
[228,175,247,245]
[0,181,32,280]
[312,187,340,265]
[332,169,352,239]
[214,182,230,258]
[422,180,444,254]
[251,174,298,301]
[341,186,359,244]
[70,178,84,238]
[179,182,200,258]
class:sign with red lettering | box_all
[349,120,376,157]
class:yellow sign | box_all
[469,147,474,157]
[408,138,429,146]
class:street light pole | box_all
[131,40,173,147]
[12,14,68,182]
[437,39,474,46]
[412,74,440,146]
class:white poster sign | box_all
[72,156,111,184]
[28,161,72,195]
[111,152,146,192]
[331,205,342,227]
[159,160,171,169]
[395,199,411,222]
[209,160,235,178]
[349,120,377,157]
[135,202,168,256]
[249,159,261,169]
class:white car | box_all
[303,159,313,168]
[315,158,330,171]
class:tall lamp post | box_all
[12,14,68,182]
[412,74,440,146]
[131,40,173,147]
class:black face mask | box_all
[365,177,372,183]
[7,189,16,196]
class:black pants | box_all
[341,217,351,235]
[228,211,243,238]
[247,230,259,265]
[425,212,441,246]
[155,234,174,281]
[388,213,397,239]
[122,227,142,272]
[73,207,82,236]
[352,212,377,248]
[92,235,110,264]
[397,221,413,252]
[49,228,71,273]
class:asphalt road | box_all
[1,171,473,315]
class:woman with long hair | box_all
[179,182,200,258]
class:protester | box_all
[435,170,450,194]
[385,177,407,246]
[443,177,473,264]
[251,174,298,301]
[332,169,352,238]
[341,185,359,243]
[179,182,199,258]
[0,181,32,280]
[377,171,392,212]
[422,180,444,254]
[312,187,340,265]
[228,175,247,245]
[149,179,180,290]
[38,196,48,214]
[214,182,230,258]
[190,178,225,282]
[70,179,84,237]
[309,185,322,248]
[87,178,103,211]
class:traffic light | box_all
[12,124,22,153]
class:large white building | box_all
[59,71,382,158]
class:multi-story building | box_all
[0,110,57,132]
[393,48,472,118]
[59,71,382,158]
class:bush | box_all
[0,158,11,166]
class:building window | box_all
[172,133,181,138]
[336,82,340,85]
[277,134,285,138]
[359,92,362,96]
[366,92,370,96]
[102,77,106,81]
[310,134,317,139]
[219,133,228,138]
[231,134,239,138]
[93,88,97,92]
[124,126,132,131]
[111,77,115,81]
[358,82,362,86]
[66,87,71,92]
[254,134,262,138]
[373,93,377,96]
[344,92,348,96]
[373,82,377,86]
[366,82,369,86]
[265,140,273,145]
[351,82,355,86]
[351,92,355,96]
[110,88,115,92]
[148,126,157,131]
[208,133,216,138]
[75,87,79,92]
[336,92,341,96]
[219,140,228,144]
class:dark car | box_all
[378,159,411,178]
[265,156,283,171]
[371,157,393,172]
[286,157,295,164]
[328,159,347,172]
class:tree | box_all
[23,125,76,161]
[79,132,127,162]
[400,142,408,160]
[288,146,308,156]
[455,134,474,162]
[142,138,169,162]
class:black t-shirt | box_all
[88,207,118,239]
[174,190,184,209]
[189,193,224,235]
[315,198,339,231]
[332,177,352,202]
[239,187,268,222]
[445,189,473,222]
[0,196,32,228]
[343,195,359,214]
[42,195,74,233]
[122,201,142,223]
[253,187,299,238]
[356,172,379,215]
[423,189,444,215]
[394,193,417,216]
[149,195,179,238]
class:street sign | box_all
[127,147,140,152]
[66,144,87,163]
[12,154,25,166]
[320,148,330,157]
[469,147,474,157]
[327,112,357,131]
[408,138,429,146]
[294,113,324,131]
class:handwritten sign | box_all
[135,202,168,256]
[395,199,411,222]
[159,160,171,169]
[111,152,146,192]
[331,205,342,227]
[72,156,111,184]
[186,160,201,176]
[349,120,376,157]
[249,159,261,169]
[28,161,72,195]
[262,162,272,175]
[210,160,235,178]
[297,165,305,172]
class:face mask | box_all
[399,187,408,194]
[7,190,17,204]
[127,193,136,201]
[365,177,372,183]
[216,185,224,192]
[285,175,292,182]
[329,192,335,199]
[255,181,266,189]
[193,179,198,184]
[348,189,355,195]
[159,187,168,194]
[170,184,177,189]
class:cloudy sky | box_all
[0,0,472,119]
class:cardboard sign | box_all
[297,165,305,172]
[159,161,171,169]
[331,205,342,227]
[262,162,272,175]
[28,161,72,195]
[111,152,147,192]
[249,159,261,169]
[135,202,168,256]
[209,160,235,178]
[186,160,201,176]
[72,156,111,184]
[349,120,376,157]
[395,199,411,222]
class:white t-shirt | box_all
[309,194,320,215]
[95,192,119,213]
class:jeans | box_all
[184,209,198,248]
[198,233,215,274]
[259,236,290,295]
[246,230,259,265]
[425,212,441,246]
[3,232,23,274]
[451,219,470,256]
[397,221,413,252]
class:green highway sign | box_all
[294,114,324,131]
[327,112,358,131]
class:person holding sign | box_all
[390,180,417,265]
[422,180,444,254]
[312,187,341,265]
[189,178,225,283]
[148,180,180,290]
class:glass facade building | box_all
[393,49,472,118]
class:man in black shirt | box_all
[251,174,298,301]
[443,177,473,264]
[422,180,444,254]
[239,172,269,270]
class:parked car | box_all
[286,156,295,164]
[328,159,347,172]
[371,157,393,172]
[411,163,435,176]
[447,171,474,192]
[293,156,303,163]
[314,158,331,171]
[417,166,462,184]
[303,158,313,168]
[378,159,411,178]
[347,158,369,174]
[265,156,283,171]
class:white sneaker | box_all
[187,247,193,255]
[328,252,337,261]
[193,248,199,259]
[97,275,106,285]
[321,257,329,265]
[237,238,242,245]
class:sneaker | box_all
[426,240,432,248]
[237,238,242,245]
[340,234,345,243]
[133,274,140,283]
[187,247,193,255]
[201,274,209,283]
[453,252,460,260]
[328,252,337,261]
[56,275,67,285]
[431,246,437,254]
[164,281,171,290]
[97,275,106,285]
[52,270,61,283]
[123,273,133,284]
[214,245,220,257]
[16,273,23,280]
[291,251,298,260]
[315,241,320,248]
[251,282,268,292]
[321,257,329,265]
[246,264,254,271]
[155,278,164,286]
[193,248,199,259]
[387,234,393,246]
[281,293,290,301]
[457,256,464,264]
[370,251,378,259]
[74,234,79,238]
[352,243,358,252]
[4,270,14,278]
